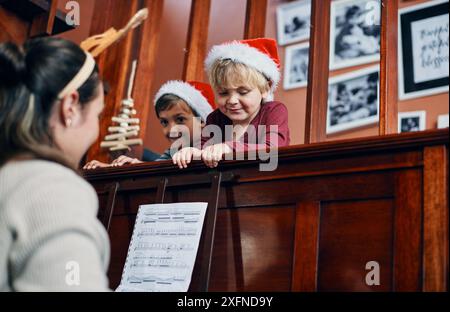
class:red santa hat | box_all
[205,38,281,99]
[154,80,216,122]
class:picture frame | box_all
[276,0,311,46]
[437,114,449,128]
[329,0,381,70]
[398,111,426,133]
[327,65,380,134]
[398,0,449,100]
[283,42,310,90]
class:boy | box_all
[173,38,290,169]
[83,80,215,169]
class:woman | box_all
[0,37,110,291]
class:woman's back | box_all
[0,159,110,291]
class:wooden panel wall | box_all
[84,130,449,291]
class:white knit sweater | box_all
[0,160,110,291]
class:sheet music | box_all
[116,202,208,292]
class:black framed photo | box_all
[277,0,311,46]
[398,0,449,100]
[329,0,381,70]
[283,42,310,90]
[327,65,380,134]
[398,111,426,133]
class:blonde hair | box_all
[208,59,270,94]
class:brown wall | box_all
[59,0,449,154]
[266,0,449,144]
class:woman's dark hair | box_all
[155,93,198,118]
[0,37,101,167]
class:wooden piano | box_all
[83,129,448,291]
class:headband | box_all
[58,51,96,99]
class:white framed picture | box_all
[327,65,380,134]
[276,0,311,46]
[329,0,381,70]
[283,42,310,90]
[398,0,449,100]
[398,111,426,133]
[437,114,449,128]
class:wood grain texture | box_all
[318,199,394,291]
[0,6,29,43]
[393,169,422,291]
[379,0,399,135]
[125,0,164,160]
[183,0,211,82]
[86,0,139,163]
[291,202,320,291]
[84,130,448,291]
[423,145,448,291]
[244,0,267,39]
[0,0,72,38]
[85,0,163,163]
[29,0,59,36]
[304,0,331,144]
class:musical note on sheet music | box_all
[116,202,208,292]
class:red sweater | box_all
[201,101,290,152]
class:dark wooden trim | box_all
[83,130,449,181]
[393,169,422,291]
[379,0,399,135]
[46,0,58,34]
[102,182,119,232]
[244,0,267,39]
[304,0,331,144]
[183,0,211,81]
[291,201,320,291]
[155,177,168,203]
[423,146,448,291]
[197,172,222,291]
[29,0,58,36]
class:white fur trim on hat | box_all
[205,41,281,95]
[154,80,213,122]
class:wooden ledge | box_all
[82,129,449,181]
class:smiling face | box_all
[215,85,267,125]
[209,60,270,125]
[158,100,202,145]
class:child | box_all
[84,80,215,169]
[172,38,290,169]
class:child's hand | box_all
[172,147,202,169]
[201,143,232,168]
[110,155,143,167]
[83,160,111,170]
